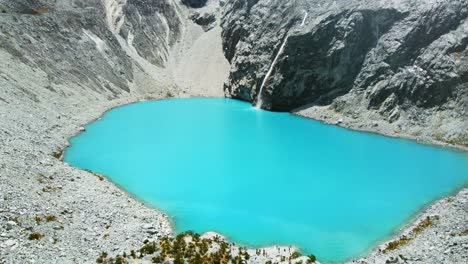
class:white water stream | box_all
[255,11,308,109]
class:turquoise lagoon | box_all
[65,98,468,263]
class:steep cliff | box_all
[222,0,468,146]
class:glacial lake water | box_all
[65,98,468,263]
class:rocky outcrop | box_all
[222,0,468,146]
[182,0,208,8]
[118,0,182,66]
[190,11,216,31]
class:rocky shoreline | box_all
[294,105,468,152]
[1,88,466,263]
[294,103,468,264]
[0,93,312,264]
[347,187,468,264]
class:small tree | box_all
[307,254,317,263]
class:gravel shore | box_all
[298,106,468,263]
[1,89,465,263]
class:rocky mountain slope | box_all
[0,0,183,95]
[0,0,228,263]
[222,0,468,147]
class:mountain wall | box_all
[222,0,468,146]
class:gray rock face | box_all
[222,0,468,145]
[0,0,181,95]
[119,0,181,66]
[182,0,208,8]
[0,5,131,96]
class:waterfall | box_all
[301,11,308,26]
[255,35,289,108]
[255,11,309,109]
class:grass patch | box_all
[0,4,7,13]
[434,134,468,148]
[42,185,61,192]
[85,169,105,181]
[307,254,317,263]
[45,215,57,222]
[36,7,49,14]
[37,174,48,184]
[411,216,435,235]
[52,149,63,159]
[383,236,412,252]
[30,6,50,15]
[28,232,44,240]
[383,216,437,253]
[165,91,174,98]
[290,251,302,259]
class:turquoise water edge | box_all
[65,98,468,263]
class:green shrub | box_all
[290,251,302,259]
[45,215,57,222]
[307,254,317,263]
[151,255,164,263]
[28,232,44,240]
[35,215,42,224]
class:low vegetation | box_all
[383,216,438,253]
[35,214,57,224]
[290,251,302,259]
[96,231,317,264]
[433,133,468,148]
[85,169,105,181]
[383,236,412,252]
[411,216,435,235]
[52,149,63,159]
[42,185,61,192]
[307,254,317,263]
[165,91,174,98]
[28,232,44,240]
[459,229,468,236]
[0,4,7,13]
[34,7,50,14]
[45,215,57,222]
